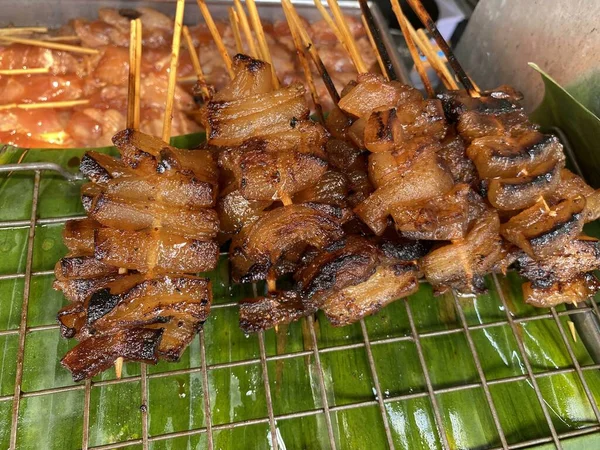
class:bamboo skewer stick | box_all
[313,0,344,47]
[182,25,211,101]
[325,0,367,73]
[282,0,340,104]
[44,35,81,42]
[229,8,244,54]
[117,17,143,379]
[361,15,386,77]
[245,0,279,88]
[282,3,324,123]
[127,19,140,130]
[162,0,186,143]
[412,26,457,89]
[405,0,479,96]
[0,27,48,35]
[0,35,98,55]
[134,20,142,130]
[358,0,397,81]
[0,67,50,75]
[390,0,435,97]
[234,0,258,59]
[196,0,234,79]
[0,99,89,111]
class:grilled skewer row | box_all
[55,129,220,380]
[439,87,600,304]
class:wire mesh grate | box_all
[1,162,600,450]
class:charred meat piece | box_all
[500,197,586,259]
[230,203,347,283]
[88,192,219,240]
[390,184,485,241]
[421,211,506,295]
[61,327,163,382]
[95,228,219,273]
[547,169,600,222]
[293,170,349,207]
[320,262,418,326]
[515,237,600,288]
[523,273,600,308]
[486,156,565,211]
[80,151,134,184]
[239,290,318,333]
[63,219,101,255]
[437,131,477,187]
[55,256,119,281]
[54,275,124,304]
[467,131,564,179]
[217,190,272,237]
[355,144,454,235]
[294,236,380,298]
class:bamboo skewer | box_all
[313,0,344,47]
[413,28,458,90]
[390,0,434,97]
[325,0,367,73]
[117,17,143,379]
[358,0,397,81]
[0,67,50,75]
[282,0,340,104]
[44,35,81,42]
[0,99,89,111]
[229,8,244,54]
[162,0,186,143]
[0,35,98,55]
[405,0,479,96]
[0,27,48,35]
[245,0,279,88]
[282,3,324,123]
[234,0,258,59]
[196,0,234,79]
[182,25,211,101]
[361,15,386,77]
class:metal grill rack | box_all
[1,160,600,450]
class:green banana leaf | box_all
[1,132,600,449]
[530,63,600,188]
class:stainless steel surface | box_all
[455,0,600,112]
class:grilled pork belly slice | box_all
[213,54,274,102]
[230,203,347,283]
[55,256,119,280]
[102,171,216,209]
[390,184,485,240]
[326,139,373,206]
[61,327,163,382]
[467,132,564,179]
[437,132,477,187]
[355,146,454,235]
[294,236,380,298]
[95,228,219,273]
[515,237,600,288]
[54,275,123,304]
[500,197,586,259]
[293,170,349,207]
[80,151,134,184]
[204,83,310,146]
[421,211,506,294]
[321,262,418,326]
[217,190,272,236]
[219,144,328,201]
[486,156,565,211]
[523,273,600,308]
[63,219,100,255]
[88,192,219,240]
[239,290,319,333]
[338,73,418,118]
[547,169,600,222]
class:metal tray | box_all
[1,2,600,450]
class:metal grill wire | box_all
[1,164,600,450]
